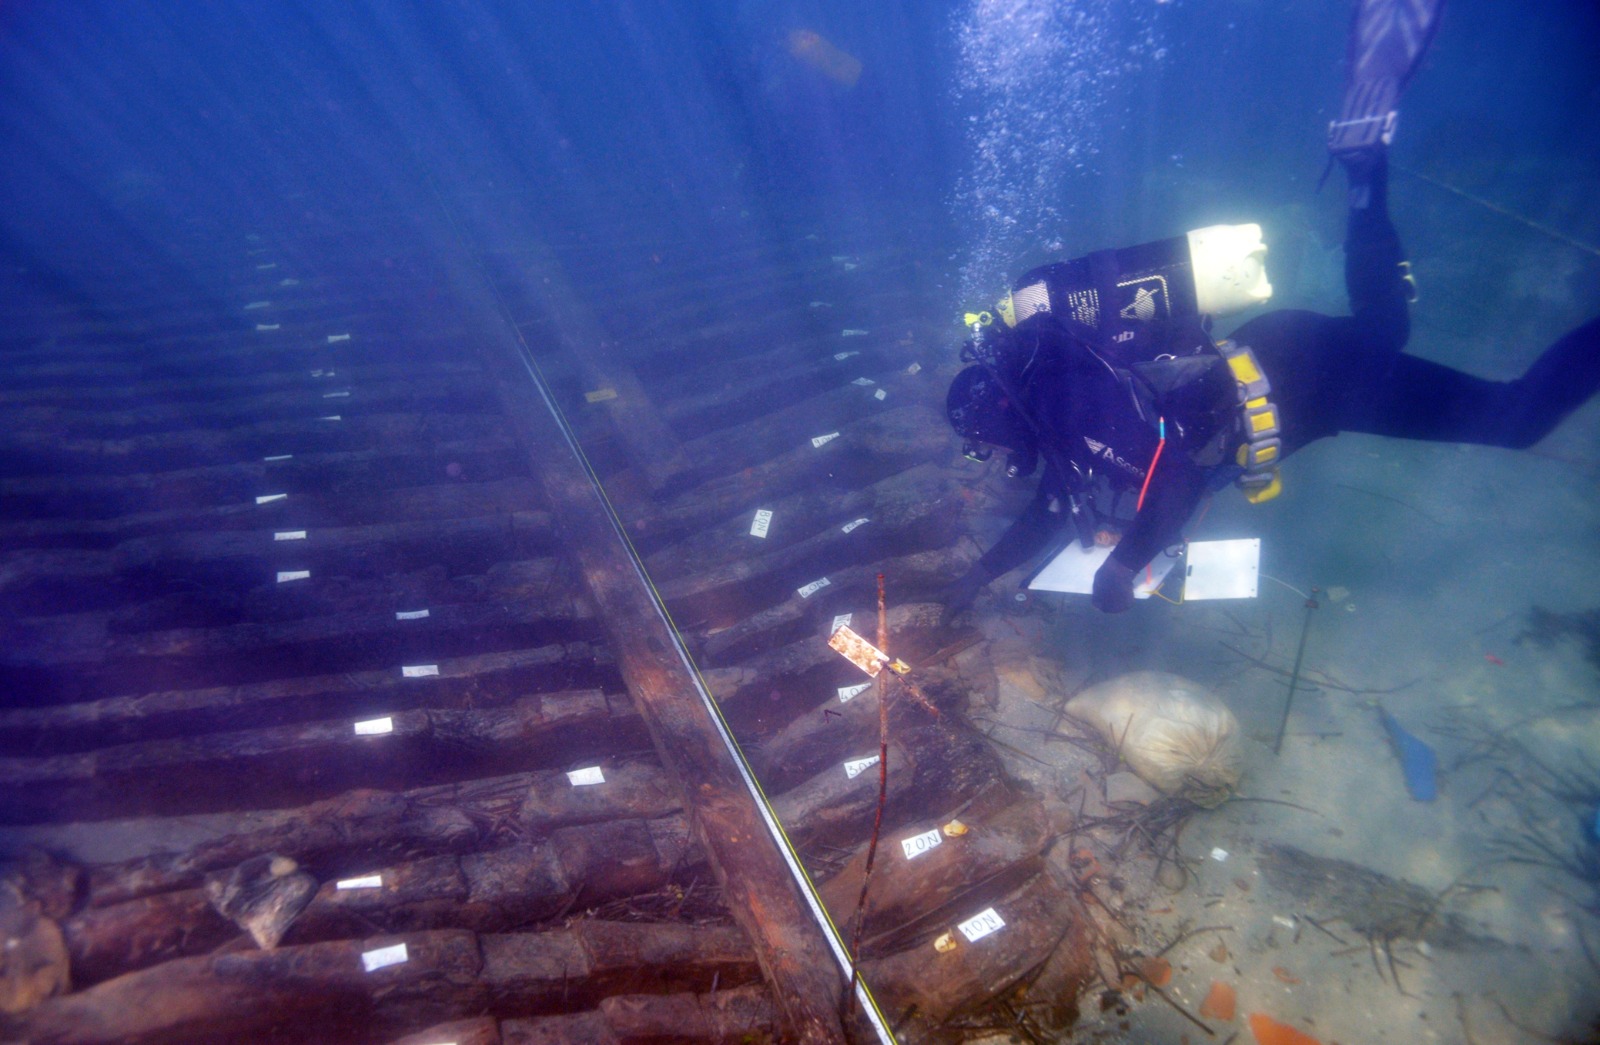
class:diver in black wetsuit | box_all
[941,146,1600,616]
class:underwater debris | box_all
[1199,979,1235,1021]
[1064,671,1244,807]
[1257,841,1499,996]
[1259,844,1441,941]
[1519,605,1600,673]
[1378,706,1440,802]
[203,854,316,950]
[1248,1011,1324,1045]
[0,880,70,1014]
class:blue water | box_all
[4,2,1597,311]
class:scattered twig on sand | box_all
[1334,482,1446,526]
[1152,923,1233,960]
[1488,994,1573,1043]
[1219,641,1424,696]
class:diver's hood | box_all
[946,364,1034,453]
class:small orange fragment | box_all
[1271,965,1300,984]
[1069,848,1102,880]
[1247,1012,1324,1045]
[1198,980,1235,1022]
[1138,956,1172,987]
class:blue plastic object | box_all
[1379,708,1438,802]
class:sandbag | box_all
[1065,672,1242,806]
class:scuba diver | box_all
[941,0,1600,616]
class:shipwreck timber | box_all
[0,195,1099,1044]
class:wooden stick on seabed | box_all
[1272,589,1320,756]
[846,574,893,1013]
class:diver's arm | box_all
[973,482,1063,582]
[938,471,1067,622]
[1092,456,1210,612]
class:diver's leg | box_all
[1342,149,1411,354]
[1337,316,1600,448]
[1329,0,1446,352]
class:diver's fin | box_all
[1327,0,1446,156]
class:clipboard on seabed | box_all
[1026,538,1260,601]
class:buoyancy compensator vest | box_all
[954,223,1283,503]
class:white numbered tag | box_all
[901,828,943,860]
[838,682,871,703]
[567,766,605,786]
[957,908,1005,943]
[797,577,830,598]
[811,432,840,448]
[844,755,880,779]
[361,942,408,972]
[840,517,869,534]
[337,875,382,890]
[750,509,773,538]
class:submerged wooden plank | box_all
[0,649,603,753]
[0,693,645,824]
[468,301,853,1041]
[3,923,761,1045]
[495,985,779,1044]
[0,928,487,1045]
[0,512,552,585]
[85,758,683,907]
[63,815,698,984]
[0,413,516,483]
[0,477,544,553]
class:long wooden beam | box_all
[465,298,858,1043]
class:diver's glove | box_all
[936,571,988,626]
[1091,558,1137,614]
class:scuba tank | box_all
[995,223,1271,360]
[962,222,1271,395]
